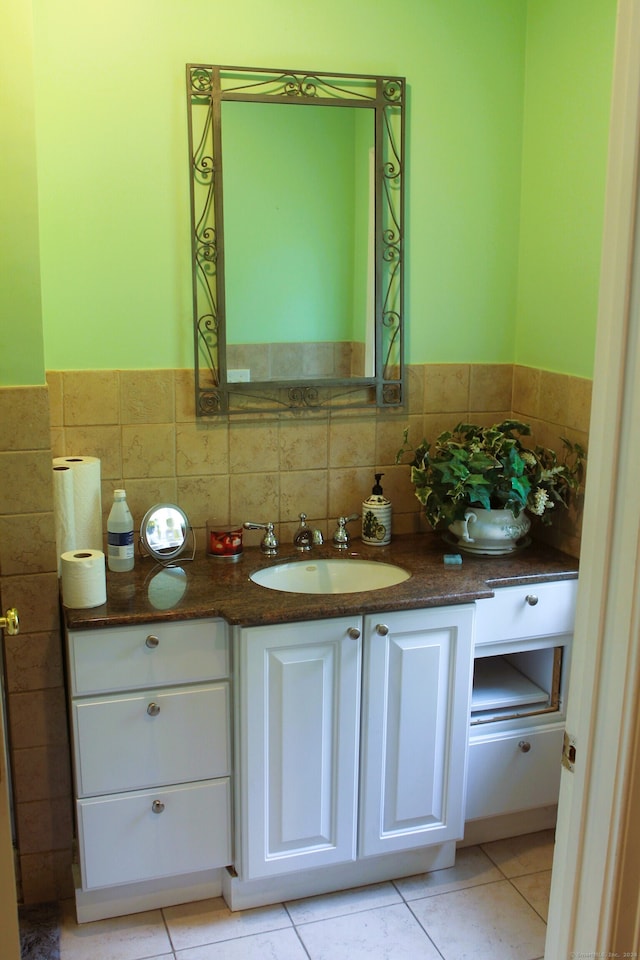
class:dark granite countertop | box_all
[62,533,579,631]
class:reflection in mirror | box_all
[223,100,375,380]
[147,567,188,609]
[186,64,404,415]
[140,504,195,565]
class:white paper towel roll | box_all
[52,465,77,575]
[60,549,107,608]
[52,456,102,557]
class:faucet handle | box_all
[294,513,313,551]
[243,521,279,556]
[333,513,359,549]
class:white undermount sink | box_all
[249,558,411,594]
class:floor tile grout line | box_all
[507,875,550,925]
[160,905,176,955]
[393,874,516,906]
[284,899,314,958]
[403,898,447,960]
[286,898,404,927]
[291,921,314,960]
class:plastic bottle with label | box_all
[107,489,135,572]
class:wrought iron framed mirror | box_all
[186,64,405,416]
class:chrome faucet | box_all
[293,513,323,551]
[243,521,279,556]
[333,514,359,549]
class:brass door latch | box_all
[0,608,19,635]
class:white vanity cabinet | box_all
[465,579,577,831]
[66,618,232,918]
[235,605,474,884]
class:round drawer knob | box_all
[376,624,389,636]
[518,740,532,753]
[348,627,361,640]
[151,800,165,814]
[147,702,161,717]
[525,594,539,606]
[145,634,160,648]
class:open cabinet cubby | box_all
[471,647,563,725]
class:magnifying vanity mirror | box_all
[139,504,195,565]
[186,64,405,415]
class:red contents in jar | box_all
[209,528,243,556]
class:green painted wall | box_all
[32,0,529,371]
[0,0,45,386]
[516,0,617,378]
[4,0,616,382]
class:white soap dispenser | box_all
[362,473,392,546]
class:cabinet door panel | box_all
[238,618,361,879]
[360,606,474,857]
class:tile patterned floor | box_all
[58,831,554,960]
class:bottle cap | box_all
[114,489,126,499]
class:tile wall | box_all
[0,362,590,903]
[0,387,73,903]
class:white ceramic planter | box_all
[448,508,531,555]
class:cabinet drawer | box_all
[465,725,563,820]
[73,683,230,797]
[474,580,577,646]
[77,779,231,889]
[69,618,229,694]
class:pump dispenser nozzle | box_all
[372,473,384,495]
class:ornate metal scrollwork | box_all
[186,64,404,416]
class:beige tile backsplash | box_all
[0,363,590,904]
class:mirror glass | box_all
[140,504,193,564]
[223,100,375,380]
[187,65,405,415]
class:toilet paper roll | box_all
[52,465,77,576]
[60,549,107,608]
[52,456,102,556]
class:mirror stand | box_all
[139,504,196,566]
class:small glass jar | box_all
[206,521,243,561]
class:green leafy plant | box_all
[396,420,586,529]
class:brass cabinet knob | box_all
[147,702,161,717]
[0,608,19,636]
[151,799,165,814]
[525,594,539,606]
[348,627,361,640]
[145,634,160,648]
[518,740,532,753]
[376,624,389,636]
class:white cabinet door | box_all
[359,605,474,857]
[238,617,362,879]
